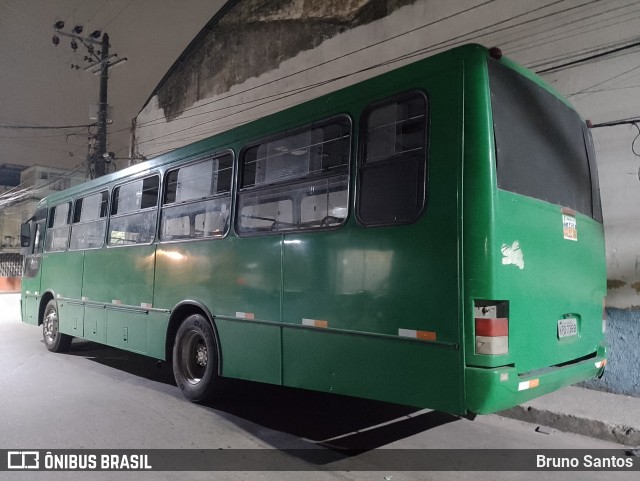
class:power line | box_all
[536,40,640,74]
[133,0,499,129]
[134,0,590,150]
[503,0,639,55]
[0,123,96,130]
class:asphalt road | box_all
[0,294,636,481]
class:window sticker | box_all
[563,213,577,241]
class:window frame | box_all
[69,189,110,251]
[356,90,429,227]
[159,150,235,244]
[236,114,352,237]
[44,201,72,253]
[107,173,161,248]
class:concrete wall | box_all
[132,0,640,396]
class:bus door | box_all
[21,207,47,325]
[39,201,86,337]
[81,176,159,354]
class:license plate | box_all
[558,318,578,339]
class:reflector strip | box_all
[475,335,508,355]
[475,318,508,337]
[302,318,328,328]
[518,379,540,391]
[235,312,255,320]
[112,299,121,305]
[595,360,607,369]
[398,329,437,341]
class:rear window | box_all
[489,60,602,222]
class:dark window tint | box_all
[357,92,428,226]
[489,60,601,221]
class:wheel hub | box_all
[44,311,57,343]
[195,344,208,367]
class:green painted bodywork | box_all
[21,44,606,415]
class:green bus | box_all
[20,44,606,416]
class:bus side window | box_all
[357,92,428,226]
[44,202,71,252]
[160,153,233,241]
[108,176,159,246]
[70,191,108,250]
[33,207,46,254]
[237,117,351,234]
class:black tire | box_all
[172,314,219,402]
[42,300,72,352]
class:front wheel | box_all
[42,300,72,352]
[172,314,219,402]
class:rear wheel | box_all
[172,314,219,402]
[42,300,72,352]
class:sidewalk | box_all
[498,385,640,446]
[1,293,638,447]
[0,292,20,321]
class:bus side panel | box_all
[41,250,84,336]
[154,236,282,384]
[81,246,155,354]
[23,293,40,325]
[283,328,463,413]
[22,260,42,325]
[214,319,281,384]
[281,68,464,411]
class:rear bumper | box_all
[464,341,607,414]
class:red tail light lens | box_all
[475,301,509,355]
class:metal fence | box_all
[0,253,23,277]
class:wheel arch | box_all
[165,300,222,375]
[38,290,57,326]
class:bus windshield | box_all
[489,59,602,222]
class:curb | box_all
[498,405,640,447]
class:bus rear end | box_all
[464,50,606,414]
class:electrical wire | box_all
[568,62,640,98]
[504,0,640,55]
[131,0,499,127]
[130,0,582,149]
[0,162,87,209]
[101,0,134,30]
[0,123,96,130]
[536,41,640,74]
[42,0,598,155]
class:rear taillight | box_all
[475,301,509,355]
[602,301,607,334]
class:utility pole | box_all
[52,21,127,178]
[95,33,110,178]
